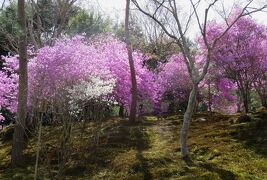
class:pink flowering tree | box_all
[157,54,192,112]
[253,40,267,108]
[201,75,237,113]
[0,35,159,121]
[96,35,159,112]
[199,61,238,114]
[205,16,267,112]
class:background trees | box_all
[67,9,111,37]
[0,0,110,53]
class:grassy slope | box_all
[0,112,266,179]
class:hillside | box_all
[0,112,266,179]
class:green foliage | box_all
[0,3,20,50]
[113,16,146,49]
[35,0,57,34]
[68,9,111,37]
[0,1,35,41]
[0,3,19,33]
[0,0,90,51]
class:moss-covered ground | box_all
[0,111,266,179]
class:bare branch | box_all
[189,0,203,34]
[212,0,260,47]
[183,1,199,35]
[0,0,6,10]
[169,0,197,79]
[152,0,165,17]
[131,0,177,40]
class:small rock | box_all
[195,118,207,122]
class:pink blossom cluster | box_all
[156,53,192,107]
[0,56,18,121]
[0,35,160,119]
[205,16,267,111]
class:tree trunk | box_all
[11,0,28,167]
[34,113,43,180]
[180,84,197,159]
[255,87,267,108]
[119,105,124,118]
[243,95,248,113]
[125,0,137,123]
[57,113,72,179]
[208,82,212,115]
[261,96,267,108]
[242,90,250,113]
[237,90,242,112]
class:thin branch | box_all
[189,0,203,34]
[0,0,6,10]
[169,0,197,79]
[131,0,177,40]
[183,1,199,36]
[152,0,165,17]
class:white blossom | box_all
[67,76,116,113]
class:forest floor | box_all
[0,111,266,179]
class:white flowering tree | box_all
[67,76,116,117]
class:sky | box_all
[78,0,267,39]
[1,0,267,24]
[1,0,267,39]
[81,0,267,23]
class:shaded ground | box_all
[0,112,266,179]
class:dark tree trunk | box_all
[254,83,267,108]
[261,97,267,108]
[125,0,137,123]
[119,105,124,118]
[242,90,250,113]
[261,92,267,108]
[208,81,212,115]
[237,90,242,112]
[11,0,28,167]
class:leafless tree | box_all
[132,0,267,160]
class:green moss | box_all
[0,113,267,179]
